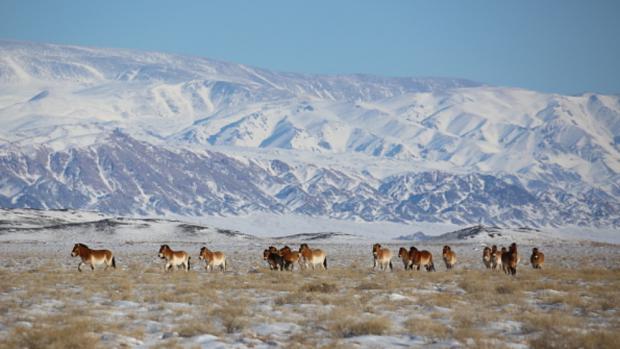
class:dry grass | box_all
[1,244,619,348]
[330,315,392,338]
[1,314,100,349]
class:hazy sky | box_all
[1,0,618,94]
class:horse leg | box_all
[77,262,83,272]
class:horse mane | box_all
[76,243,89,249]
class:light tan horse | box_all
[199,246,226,272]
[398,247,413,270]
[299,243,327,270]
[280,246,301,271]
[409,246,435,272]
[158,244,190,272]
[442,245,457,270]
[372,243,393,271]
[71,243,115,272]
[530,247,545,269]
[490,245,502,271]
[482,247,492,269]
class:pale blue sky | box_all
[1,0,618,94]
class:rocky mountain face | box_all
[1,41,619,228]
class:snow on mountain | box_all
[0,40,619,229]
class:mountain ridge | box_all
[1,41,619,229]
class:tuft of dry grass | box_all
[300,282,338,293]
[330,315,392,338]
[404,317,451,340]
[1,315,99,349]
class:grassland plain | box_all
[0,240,619,348]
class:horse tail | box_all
[187,256,191,270]
[323,257,327,269]
[112,256,116,269]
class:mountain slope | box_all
[0,40,619,229]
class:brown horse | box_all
[372,243,393,271]
[502,243,518,275]
[299,243,327,270]
[442,245,457,270]
[158,244,190,272]
[482,247,492,269]
[71,243,115,272]
[199,246,226,272]
[490,245,503,271]
[279,245,301,271]
[530,247,545,269]
[398,247,413,270]
[409,246,435,272]
[263,249,284,271]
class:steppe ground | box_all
[0,240,619,349]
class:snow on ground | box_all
[0,209,619,348]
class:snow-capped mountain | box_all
[1,40,619,228]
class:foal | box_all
[199,246,226,272]
[71,243,115,272]
[372,243,393,271]
[158,245,191,272]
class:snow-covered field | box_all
[0,210,618,348]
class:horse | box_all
[199,246,226,272]
[299,243,327,270]
[490,245,503,271]
[442,245,457,270]
[158,244,190,272]
[279,245,301,271]
[372,243,393,271]
[482,247,492,269]
[71,243,115,272]
[398,247,413,270]
[530,247,545,269]
[501,243,518,275]
[409,246,435,272]
[263,249,284,271]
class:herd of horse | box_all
[70,242,545,275]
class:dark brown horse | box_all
[502,243,518,275]
[530,247,545,269]
[71,243,115,272]
[263,249,284,271]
